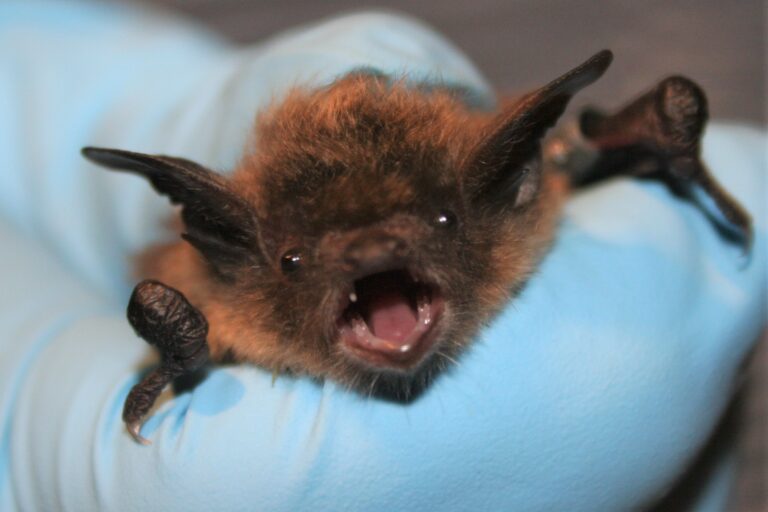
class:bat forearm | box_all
[545,76,752,252]
[123,280,210,444]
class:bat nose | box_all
[342,233,409,273]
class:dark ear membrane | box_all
[82,147,266,273]
[466,50,613,210]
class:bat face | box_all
[224,74,567,397]
[235,77,491,393]
[84,51,612,398]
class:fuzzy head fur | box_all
[83,50,612,399]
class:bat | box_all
[82,50,751,444]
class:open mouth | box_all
[337,268,444,369]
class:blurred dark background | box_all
[126,0,766,124]
[124,1,767,510]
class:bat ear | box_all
[82,147,268,273]
[465,50,613,210]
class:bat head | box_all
[83,50,611,399]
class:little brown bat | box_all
[82,50,751,443]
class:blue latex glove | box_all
[1,2,765,511]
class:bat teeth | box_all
[349,292,358,303]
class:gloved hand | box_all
[0,2,765,511]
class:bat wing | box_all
[547,76,753,253]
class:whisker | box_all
[367,374,381,398]
[437,350,459,366]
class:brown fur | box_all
[137,72,577,398]
[135,73,569,397]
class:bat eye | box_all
[280,250,303,274]
[434,210,457,228]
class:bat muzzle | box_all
[317,225,445,371]
[334,244,445,370]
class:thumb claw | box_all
[738,227,754,269]
[126,421,152,446]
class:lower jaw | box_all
[334,347,448,402]
[339,321,443,372]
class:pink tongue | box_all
[366,290,418,344]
